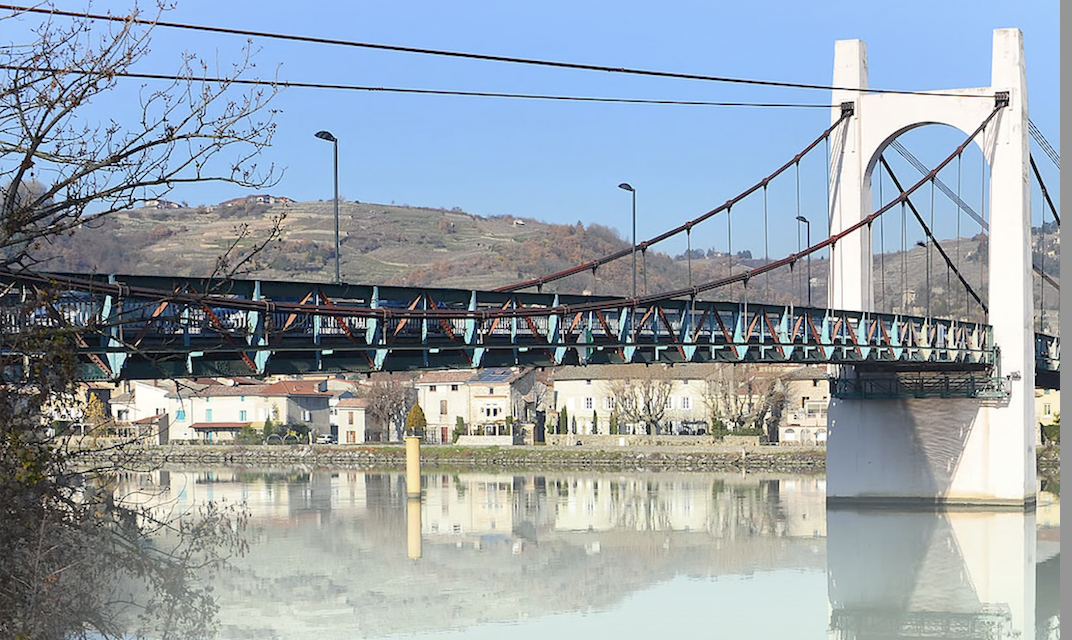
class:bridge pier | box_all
[826,29,1036,506]
[827,392,1035,507]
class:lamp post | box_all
[617,183,637,301]
[795,215,811,307]
[314,130,341,284]
[618,183,637,342]
[916,240,930,317]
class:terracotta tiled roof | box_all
[264,380,331,396]
[416,370,475,385]
[552,363,720,381]
[336,397,369,408]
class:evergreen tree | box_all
[557,407,569,435]
[405,402,428,436]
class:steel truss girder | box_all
[0,272,1053,381]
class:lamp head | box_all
[618,183,634,192]
[315,130,337,142]
[795,215,808,223]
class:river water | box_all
[120,467,1059,640]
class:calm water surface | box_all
[126,468,1059,640]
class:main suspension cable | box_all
[494,108,854,293]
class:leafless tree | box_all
[606,366,674,435]
[1,4,281,273]
[0,4,281,638]
[362,377,415,441]
[703,364,787,437]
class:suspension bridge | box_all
[0,29,1058,505]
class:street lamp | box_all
[618,183,637,301]
[314,130,341,284]
[916,240,930,317]
[795,215,811,307]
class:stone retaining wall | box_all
[545,434,763,449]
[69,442,1058,474]
[74,442,825,472]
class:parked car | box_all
[316,434,336,444]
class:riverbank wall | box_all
[71,441,1061,475]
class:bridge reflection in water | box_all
[111,468,1058,639]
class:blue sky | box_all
[5,1,1061,260]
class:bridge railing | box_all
[0,272,1044,380]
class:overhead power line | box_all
[0,3,996,99]
[0,65,835,108]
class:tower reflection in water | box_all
[827,505,1059,640]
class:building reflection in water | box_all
[103,468,1056,639]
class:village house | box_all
[551,363,711,436]
[113,377,332,443]
[335,397,370,444]
[551,362,830,442]
[414,367,538,443]
[779,365,831,445]
[1035,388,1060,445]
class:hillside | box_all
[35,198,1058,332]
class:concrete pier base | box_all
[827,395,1036,507]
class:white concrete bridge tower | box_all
[825,29,1035,506]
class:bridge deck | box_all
[0,272,1057,386]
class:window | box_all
[451,384,459,391]
[429,385,437,392]
[205,408,213,422]
[603,397,615,410]
[239,410,247,421]
[664,397,674,410]
[681,397,692,411]
[440,400,448,415]
[240,396,245,401]
[176,409,186,421]
[813,379,820,387]
[301,410,313,422]
[584,397,593,410]
[488,387,494,395]
[346,430,356,443]
[1044,403,1052,416]
[348,412,354,425]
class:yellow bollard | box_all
[405,435,421,498]
[407,496,422,559]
